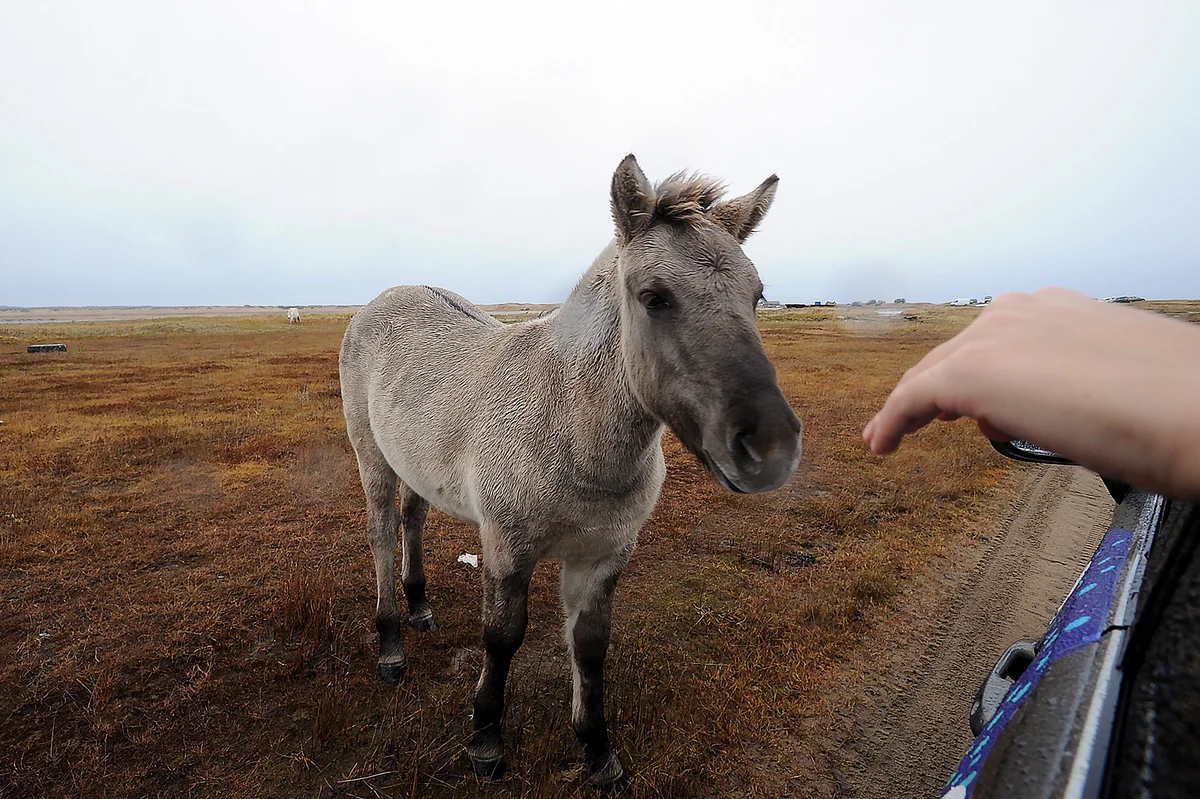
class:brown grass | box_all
[0,307,1030,797]
[1132,298,1200,323]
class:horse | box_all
[338,154,803,788]
[287,307,301,324]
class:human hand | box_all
[863,289,1200,500]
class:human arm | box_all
[863,289,1200,500]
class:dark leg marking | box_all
[376,612,406,684]
[564,560,628,789]
[468,564,535,778]
[399,487,436,632]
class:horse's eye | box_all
[641,292,670,312]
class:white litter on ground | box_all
[457,553,479,568]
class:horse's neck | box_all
[551,243,622,359]
[548,243,662,460]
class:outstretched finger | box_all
[865,383,949,455]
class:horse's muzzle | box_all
[705,398,802,494]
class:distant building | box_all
[851,301,863,307]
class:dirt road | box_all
[840,466,1116,798]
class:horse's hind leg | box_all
[353,447,407,684]
[399,485,435,631]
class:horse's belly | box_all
[365,383,483,523]
[375,435,481,524]
[396,466,480,524]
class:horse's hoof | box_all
[470,755,507,780]
[590,752,627,792]
[377,657,406,685]
[410,609,437,632]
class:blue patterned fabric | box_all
[940,527,1134,798]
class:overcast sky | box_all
[2,1,1198,307]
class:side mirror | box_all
[990,439,1074,465]
[990,440,1129,503]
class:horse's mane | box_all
[652,172,728,227]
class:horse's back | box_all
[342,283,504,400]
[346,283,495,338]
[344,283,495,358]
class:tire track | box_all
[842,467,1115,798]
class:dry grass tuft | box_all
[276,563,335,649]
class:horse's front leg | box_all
[468,546,535,779]
[562,552,629,790]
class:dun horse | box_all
[339,155,803,788]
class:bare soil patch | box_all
[833,467,1115,798]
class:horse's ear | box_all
[709,175,779,243]
[611,154,655,244]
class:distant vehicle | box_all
[826,301,837,307]
[946,440,1199,798]
[894,298,907,305]
[949,298,973,306]
[1103,296,1145,304]
[983,295,993,304]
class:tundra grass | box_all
[1,307,1032,798]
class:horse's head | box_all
[610,154,802,494]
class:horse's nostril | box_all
[733,431,763,465]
